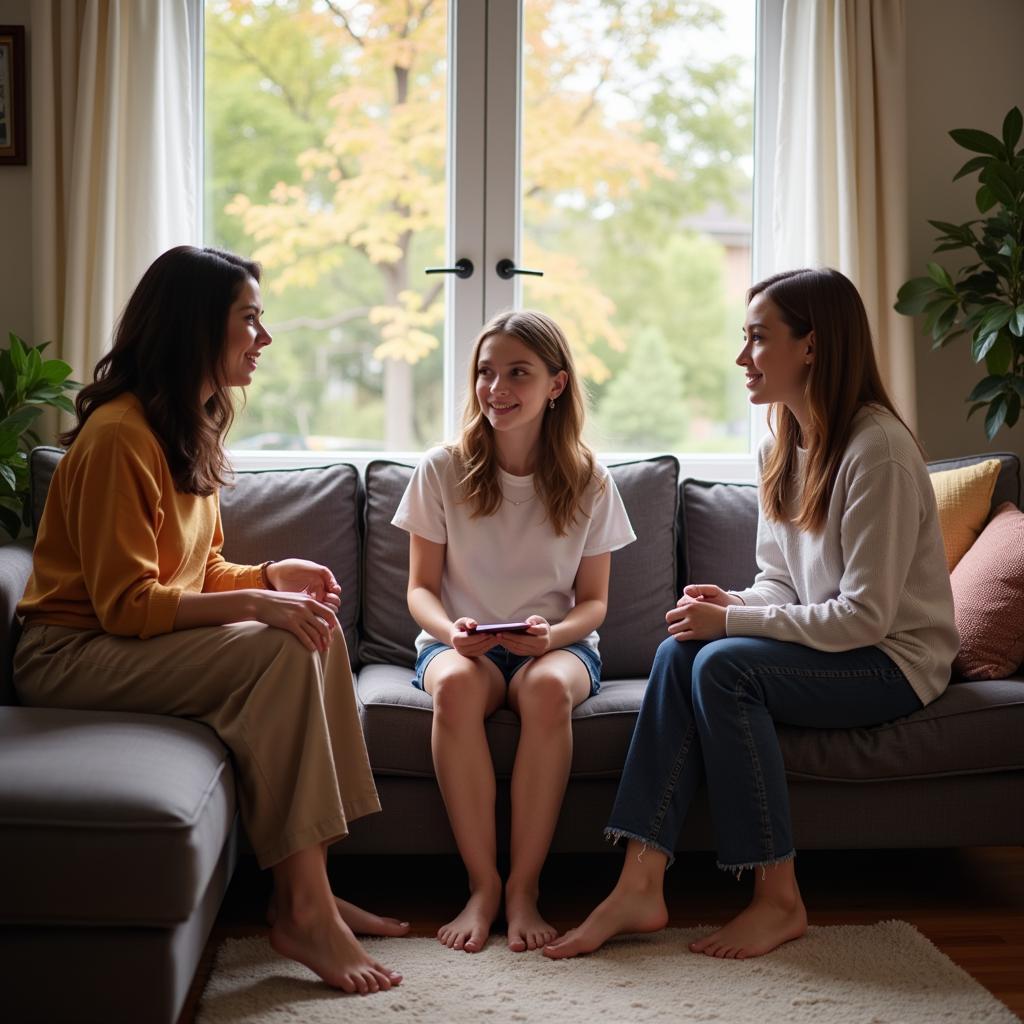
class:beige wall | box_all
[906,0,1024,460]
[0,0,32,344]
[0,1,1021,458]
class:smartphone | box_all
[468,621,532,634]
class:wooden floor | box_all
[180,846,1024,1022]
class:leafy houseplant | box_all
[895,106,1024,440]
[0,334,80,540]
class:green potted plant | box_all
[0,333,80,540]
[895,106,1024,440]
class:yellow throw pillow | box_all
[930,459,1002,571]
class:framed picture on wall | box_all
[0,25,27,166]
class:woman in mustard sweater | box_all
[15,246,405,995]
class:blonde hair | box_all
[451,309,597,536]
[750,268,920,533]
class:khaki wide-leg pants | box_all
[14,621,381,868]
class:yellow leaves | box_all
[519,243,623,385]
[370,290,444,363]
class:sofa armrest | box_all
[0,539,35,705]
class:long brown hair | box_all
[452,310,597,536]
[61,246,261,496]
[752,268,918,533]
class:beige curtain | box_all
[772,0,916,427]
[31,0,197,421]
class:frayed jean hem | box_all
[716,848,796,880]
[604,826,675,868]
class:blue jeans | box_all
[607,636,923,873]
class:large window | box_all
[204,0,755,456]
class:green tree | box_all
[596,327,688,447]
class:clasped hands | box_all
[449,615,551,658]
[256,558,342,653]
[666,584,742,642]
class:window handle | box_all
[496,258,544,279]
[424,257,474,279]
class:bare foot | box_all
[269,903,403,994]
[543,878,668,960]
[689,893,807,959]
[268,896,410,937]
[438,877,501,953]
[505,883,557,952]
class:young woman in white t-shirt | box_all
[393,310,635,954]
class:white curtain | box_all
[772,0,916,427]
[31,0,198,416]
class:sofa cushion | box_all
[219,464,363,660]
[358,667,1024,783]
[680,479,759,589]
[951,502,1024,680]
[357,664,647,777]
[778,678,1024,781]
[360,461,419,668]
[360,457,679,678]
[0,707,235,926]
[929,458,1002,570]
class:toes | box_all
[368,968,391,991]
[508,936,527,952]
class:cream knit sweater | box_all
[725,405,958,706]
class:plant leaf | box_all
[39,359,73,385]
[894,277,940,315]
[984,336,1013,375]
[985,395,1008,439]
[0,465,14,491]
[1002,106,1023,152]
[926,262,956,291]
[51,395,77,415]
[1005,391,1022,429]
[972,331,1000,361]
[951,127,1006,158]
[0,407,42,437]
[1011,305,1024,338]
[976,184,998,213]
[967,400,988,419]
[0,505,21,541]
[966,375,1007,402]
[952,155,990,181]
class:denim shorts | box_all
[413,641,601,697]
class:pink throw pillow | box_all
[951,502,1024,680]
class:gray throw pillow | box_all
[220,464,363,662]
[680,479,759,591]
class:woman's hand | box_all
[666,597,728,642]
[266,558,341,604]
[680,584,743,608]
[497,615,551,657]
[450,617,499,658]
[250,589,341,653]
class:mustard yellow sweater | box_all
[18,393,263,638]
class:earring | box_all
[548,398,556,410]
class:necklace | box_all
[502,490,537,506]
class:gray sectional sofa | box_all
[1,447,1022,1024]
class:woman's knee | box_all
[513,668,573,725]
[430,662,491,721]
[691,639,762,709]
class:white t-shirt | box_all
[392,446,636,656]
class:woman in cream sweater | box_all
[545,267,958,962]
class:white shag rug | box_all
[197,922,1019,1023]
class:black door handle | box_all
[425,258,474,279]
[496,258,544,279]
